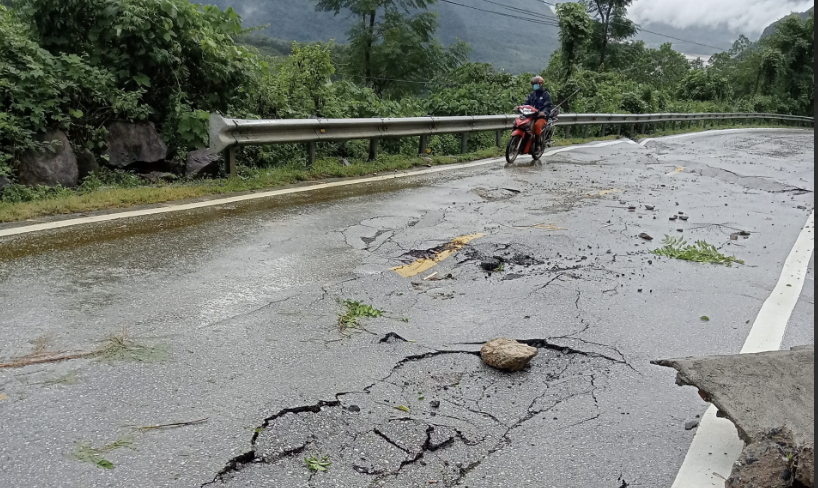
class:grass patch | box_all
[338,299,384,333]
[72,436,135,470]
[305,455,332,473]
[0,149,502,223]
[97,329,171,363]
[653,236,744,267]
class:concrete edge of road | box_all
[0,128,812,239]
[671,211,816,487]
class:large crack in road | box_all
[209,344,622,487]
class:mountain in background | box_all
[212,0,559,73]
[215,0,809,71]
[760,6,814,39]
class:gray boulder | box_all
[18,130,79,187]
[185,149,220,178]
[105,121,167,169]
[76,148,100,181]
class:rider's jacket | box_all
[524,89,553,116]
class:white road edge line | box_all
[640,127,809,146]
[0,128,806,239]
[0,139,631,238]
[672,211,816,488]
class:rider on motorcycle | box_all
[523,76,553,141]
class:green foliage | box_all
[338,299,384,332]
[72,436,135,470]
[317,0,466,97]
[305,455,331,472]
[0,5,148,170]
[653,236,745,267]
[556,2,594,81]
[15,0,267,153]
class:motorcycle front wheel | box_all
[505,135,522,165]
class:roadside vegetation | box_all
[0,0,813,221]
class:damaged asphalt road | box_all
[0,129,814,487]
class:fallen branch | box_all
[0,352,97,369]
[136,418,209,432]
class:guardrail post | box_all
[223,147,237,179]
[495,130,503,148]
[616,124,622,137]
[307,142,317,168]
[369,138,379,161]
[583,125,589,139]
[419,135,428,156]
[564,126,571,139]
[601,124,607,137]
[460,133,469,154]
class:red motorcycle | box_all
[505,105,559,165]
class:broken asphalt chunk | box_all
[654,347,815,487]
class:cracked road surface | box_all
[0,129,814,487]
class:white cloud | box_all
[629,0,814,34]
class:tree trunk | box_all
[599,6,613,69]
[365,10,376,87]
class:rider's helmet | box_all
[531,76,544,87]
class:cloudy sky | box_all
[628,0,814,35]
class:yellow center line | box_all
[391,233,485,278]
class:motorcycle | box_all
[505,88,580,165]
[505,105,560,165]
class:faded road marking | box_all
[589,188,624,196]
[391,233,485,278]
[672,211,815,487]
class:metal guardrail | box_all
[210,112,815,177]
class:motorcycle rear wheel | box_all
[532,135,546,160]
[505,136,522,165]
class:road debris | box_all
[639,233,654,241]
[655,347,815,488]
[136,418,209,432]
[0,393,8,402]
[481,338,538,372]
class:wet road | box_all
[0,129,814,488]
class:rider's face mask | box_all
[533,84,541,91]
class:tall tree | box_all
[587,0,637,69]
[315,0,435,89]
[556,2,593,81]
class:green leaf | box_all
[701,316,710,322]
[133,73,151,87]
[95,459,115,470]
[394,405,410,413]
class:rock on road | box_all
[0,129,814,488]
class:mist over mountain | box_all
[211,0,559,73]
[213,0,813,70]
